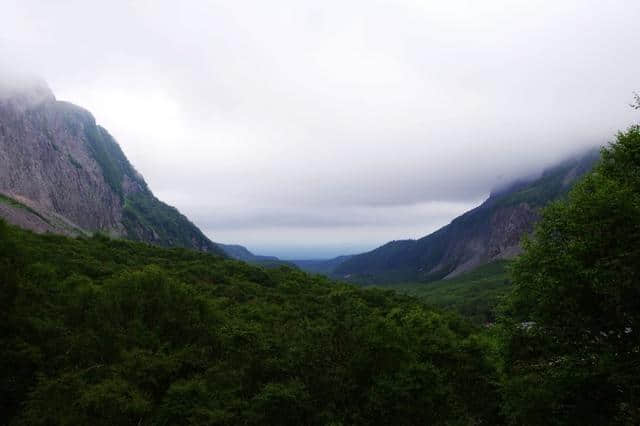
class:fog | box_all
[2,0,639,258]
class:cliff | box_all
[0,81,224,255]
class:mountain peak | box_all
[0,80,224,256]
[0,74,55,106]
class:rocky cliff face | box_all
[332,151,599,283]
[0,81,224,255]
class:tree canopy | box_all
[0,221,500,425]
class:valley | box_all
[1,52,638,425]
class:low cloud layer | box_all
[2,0,639,258]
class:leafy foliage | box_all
[0,221,500,425]
[631,92,640,110]
[499,126,640,425]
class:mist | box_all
[2,0,639,258]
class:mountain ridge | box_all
[295,149,600,283]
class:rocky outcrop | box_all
[1,86,130,232]
[0,81,224,256]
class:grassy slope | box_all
[373,260,511,324]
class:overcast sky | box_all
[2,0,639,258]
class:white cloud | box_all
[2,0,639,257]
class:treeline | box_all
[1,124,639,425]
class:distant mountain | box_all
[290,255,355,275]
[0,80,225,255]
[217,243,293,267]
[312,151,599,283]
[217,243,275,262]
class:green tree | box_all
[499,125,640,425]
[631,92,640,110]
[0,218,500,425]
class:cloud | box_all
[2,0,639,257]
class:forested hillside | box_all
[386,260,511,324]
[0,221,500,425]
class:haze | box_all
[2,0,639,258]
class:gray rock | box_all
[0,80,224,256]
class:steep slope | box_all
[333,151,599,283]
[0,80,224,255]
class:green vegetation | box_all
[499,125,640,425]
[496,151,597,209]
[386,261,511,324]
[81,115,140,200]
[0,221,500,425]
[122,192,224,255]
[497,172,567,208]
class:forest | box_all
[1,124,639,424]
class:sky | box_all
[2,0,639,258]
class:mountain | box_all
[217,243,277,262]
[217,243,294,267]
[290,255,355,275]
[316,151,600,283]
[0,80,224,255]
